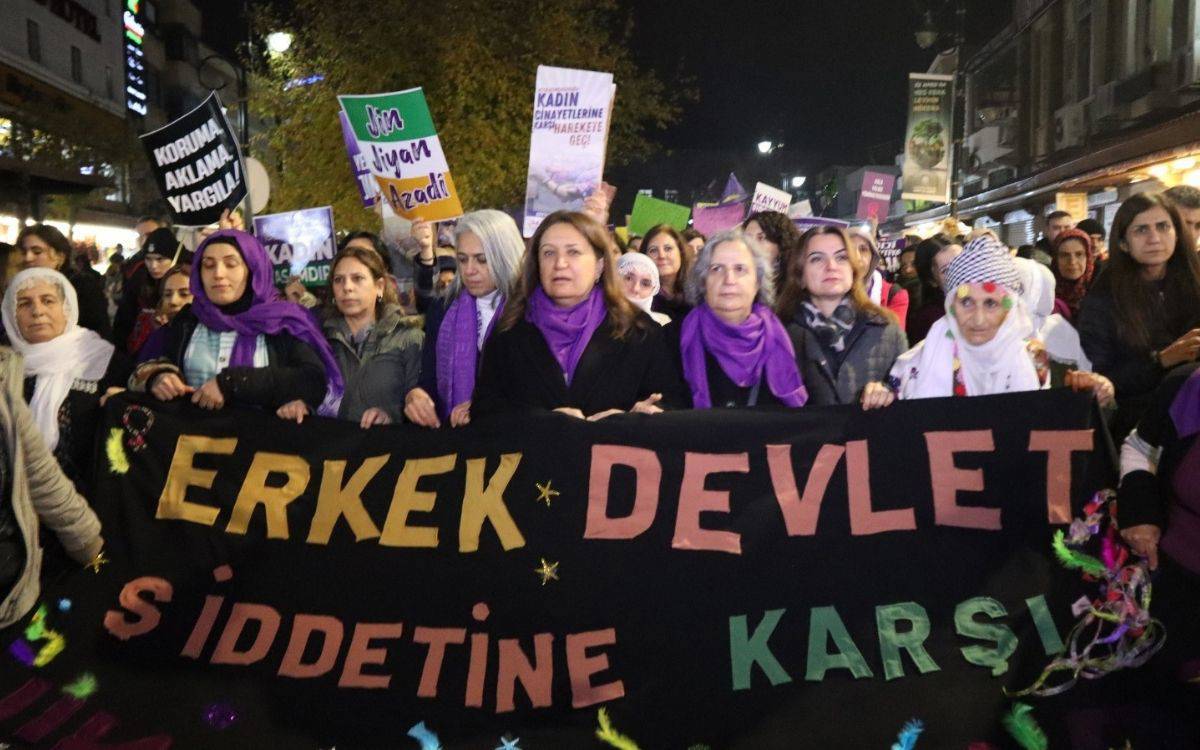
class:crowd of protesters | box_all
[0,183,1199,725]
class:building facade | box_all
[899,0,1200,245]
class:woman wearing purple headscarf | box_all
[472,211,684,419]
[666,228,808,409]
[404,210,525,429]
[128,229,343,416]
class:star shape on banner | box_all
[534,558,559,585]
[535,480,560,507]
[88,551,109,574]
[495,737,521,750]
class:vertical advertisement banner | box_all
[253,206,336,287]
[139,92,247,226]
[523,66,616,237]
[856,171,896,220]
[750,182,792,214]
[901,73,954,203]
[1055,192,1089,222]
[337,88,464,222]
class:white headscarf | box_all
[890,236,1042,398]
[2,268,115,451]
[616,253,671,325]
[1013,256,1093,370]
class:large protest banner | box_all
[253,207,336,287]
[0,391,1131,748]
[901,73,954,203]
[523,66,616,237]
[338,88,463,222]
[139,92,247,226]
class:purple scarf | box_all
[436,291,503,420]
[680,303,808,408]
[189,229,345,415]
[1169,367,1200,439]
[525,286,607,384]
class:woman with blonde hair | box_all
[777,226,906,407]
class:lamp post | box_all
[199,52,253,224]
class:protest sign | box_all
[252,206,336,287]
[691,201,746,236]
[750,182,791,214]
[139,92,246,226]
[628,194,690,235]
[856,170,896,220]
[794,215,850,233]
[338,88,463,222]
[0,390,1145,748]
[788,199,814,218]
[338,111,379,208]
[901,74,954,203]
[523,66,616,237]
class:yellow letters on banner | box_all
[227,453,311,539]
[156,435,238,525]
[379,454,457,548]
[459,453,525,552]
[308,456,389,544]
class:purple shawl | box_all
[680,303,808,409]
[436,291,503,420]
[1169,367,1200,439]
[525,286,606,384]
[190,229,344,415]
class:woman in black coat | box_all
[472,211,684,419]
[1078,192,1200,437]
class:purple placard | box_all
[339,111,377,208]
[856,171,895,221]
[692,201,747,236]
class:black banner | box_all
[0,391,1113,748]
[139,92,247,227]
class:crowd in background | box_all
[1,184,1199,705]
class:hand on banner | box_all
[192,379,226,410]
[630,392,663,415]
[150,373,194,401]
[553,407,586,419]
[277,399,310,424]
[360,407,392,429]
[586,408,624,421]
[449,401,472,428]
[1064,370,1116,408]
[860,381,896,410]
[404,388,441,428]
[1158,328,1200,368]
[99,387,125,407]
[1120,523,1161,570]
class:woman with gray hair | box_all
[1,268,131,494]
[405,210,526,428]
[667,228,807,408]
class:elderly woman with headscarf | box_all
[1051,227,1098,322]
[472,211,682,419]
[405,210,525,429]
[888,236,1111,403]
[667,228,808,409]
[129,229,343,416]
[617,252,671,325]
[1,268,132,494]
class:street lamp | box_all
[267,31,293,55]
[914,10,939,49]
[757,140,774,155]
[790,175,806,189]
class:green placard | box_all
[628,194,691,236]
[338,88,438,143]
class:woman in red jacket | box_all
[849,229,909,330]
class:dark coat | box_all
[417,294,449,413]
[472,313,686,418]
[787,313,908,406]
[651,293,691,322]
[324,305,422,423]
[662,319,802,409]
[1078,272,1200,436]
[128,307,327,410]
[64,268,111,339]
